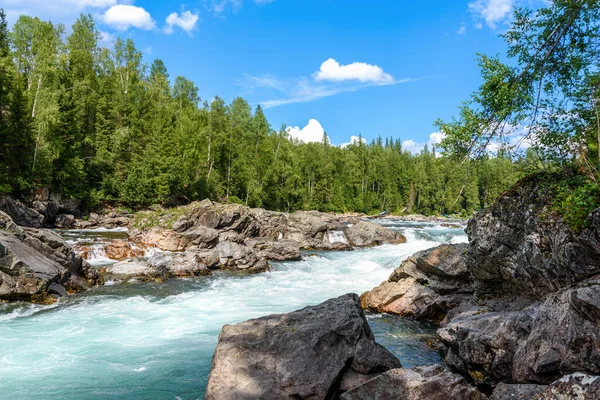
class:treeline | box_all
[0,11,522,215]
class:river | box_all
[0,219,467,399]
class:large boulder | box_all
[490,383,545,400]
[0,196,44,228]
[513,279,600,384]
[437,307,537,386]
[361,244,473,321]
[0,211,99,302]
[205,294,401,400]
[215,240,269,273]
[345,221,407,247]
[466,176,600,298]
[340,365,485,400]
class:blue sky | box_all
[3,0,525,150]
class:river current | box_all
[0,219,467,399]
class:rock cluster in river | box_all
[101,199,405,278]
[361,175,600,397]
[0,211,99,302]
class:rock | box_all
[466,177,600,298]
[147,251,213,277]
[361,244,473,320]
[105,259,160,278]
[0,196,44,228]
[345,221,407,247]
[134,227,190,252]
[437,307,537,385]
[245,239,302,261]
[55,213,75,228]
[490,383,545,400]
[287,211,329,242]
[340,365,485,400]
[533,373,600,399]
[181,225,219,247]
[0,211,99,302]
[215,241,268,273]
[205,293,401,400]
[512,280,600,384]
[104,240,144,261]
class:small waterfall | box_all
[327,230,349,244]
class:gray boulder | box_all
[216,241,269,273]
[205,293,401,400]
[55,214,75,228]
[340,365,485,400]
[0,196,44,228]
[0,211,98,302]
[345,221,407,247]
[361,244,473,321]
[466,178,600,298]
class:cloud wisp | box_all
[243,58,413,109]
[468,0,514,29]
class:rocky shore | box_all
[205,176,600,399]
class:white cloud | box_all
[468,0,513,29]
[402,131,446,155]
[457,26,466,35]
[165,10,199,34]
[103,4,156,31]
[314,58,394,84]
[245,58,412,109]
[340,135,366,148]
[209,0,275,14]
[3,0,116,24]
[286,119,326,143]
[99,30,116,47]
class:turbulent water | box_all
[0,219,467,399]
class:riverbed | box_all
[0,219,467,399]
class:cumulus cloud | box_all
[2,0,116,24]
[165,10,199,34]
[314,58,394,84]
[468,0,513,29]
[244,58,411,109]
[286,119,326,143]
[103,4,156,31]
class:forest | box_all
[0,10,525,216]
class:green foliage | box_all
[0,10,524,215]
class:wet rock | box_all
[345,221,407,247]
[205,293,401,400]
[55,214,75,228]
[104,240,144,261]
[490,383,545,400]
[340,365,485,400]
[533,373,600,399]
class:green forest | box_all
[0,9,526,215]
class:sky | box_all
[2,0,532,151]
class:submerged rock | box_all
[340,365,485,400]
[205,293,401,400]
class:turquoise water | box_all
[0,221,466,399]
